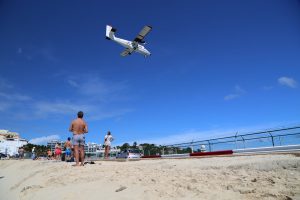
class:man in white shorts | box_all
[104,131,113,159]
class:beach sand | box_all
[0,154,300,200]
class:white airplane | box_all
[106,25,152,57]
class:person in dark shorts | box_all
[18,147,24,159]
[47,149,52,160]
[69,111,88,166]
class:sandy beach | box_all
[0,154,300,200]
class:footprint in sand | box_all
[20,185,44,199]
[115,186,127,192]
[10,170,43,190]
[21,185,43,193]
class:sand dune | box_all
[0,154,300,200]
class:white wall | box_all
[0,140,28,156]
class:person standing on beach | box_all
[31,147,36,160]
[18,147,24,159]
[55,143,62,161]
[69,111,88,166]
[47,149,52,160]
[64,137,72,161]
[104,131,114,159]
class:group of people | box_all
[46,139,71,161]
[16,111,113,165]
[69,111,114,166]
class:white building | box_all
[46,139,120,157]
[0,130,28,156]
[85,142,101,153]
[93,146,121,157]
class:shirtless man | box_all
[64,137,72,161]
[69,111,88,166]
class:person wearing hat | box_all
[64,137,72,161]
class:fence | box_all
[160,126,300,155]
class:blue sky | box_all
[0,0,299,146]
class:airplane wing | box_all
[133,25,152,43]
[120,48,133,57]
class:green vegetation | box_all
[23,143,48,157]
[116,142,194,156]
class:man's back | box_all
[70,118,88,135]
[65,140,72,148]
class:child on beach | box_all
[47,149,52,160]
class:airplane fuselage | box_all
[112,37,151,56]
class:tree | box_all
[132,141,137,148]
[23,143,48,157]
[120,143,130,151]
[139,143,159,156]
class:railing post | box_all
[207,140,212,152]
[240,135,246,149]
[191,140,194,153]
[235,131,238,149]
[268,132,275,147]
[279,136,282,146]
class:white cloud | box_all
[0,101,12,111]
[224,94,240,101]
[0,78,32,112]
[67,76,129,102]
[0,74,133,121]
[89,108,134,120]
[17,47,23,54]
[224,85,246,101]
[16,46,58,62]
[234,85,246,94]
[278,77,297,88]
[67,79,78,87]
[33,100,132,120]
[34,101,92,116]
[0,77,13,89]
[40,47,58,62]
[29,135,60,145]
[0,92,31,101]
[135,129,233,146]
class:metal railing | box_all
[162,126,300,154]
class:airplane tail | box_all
[106,25,117,40]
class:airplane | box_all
[106,25,152,57]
